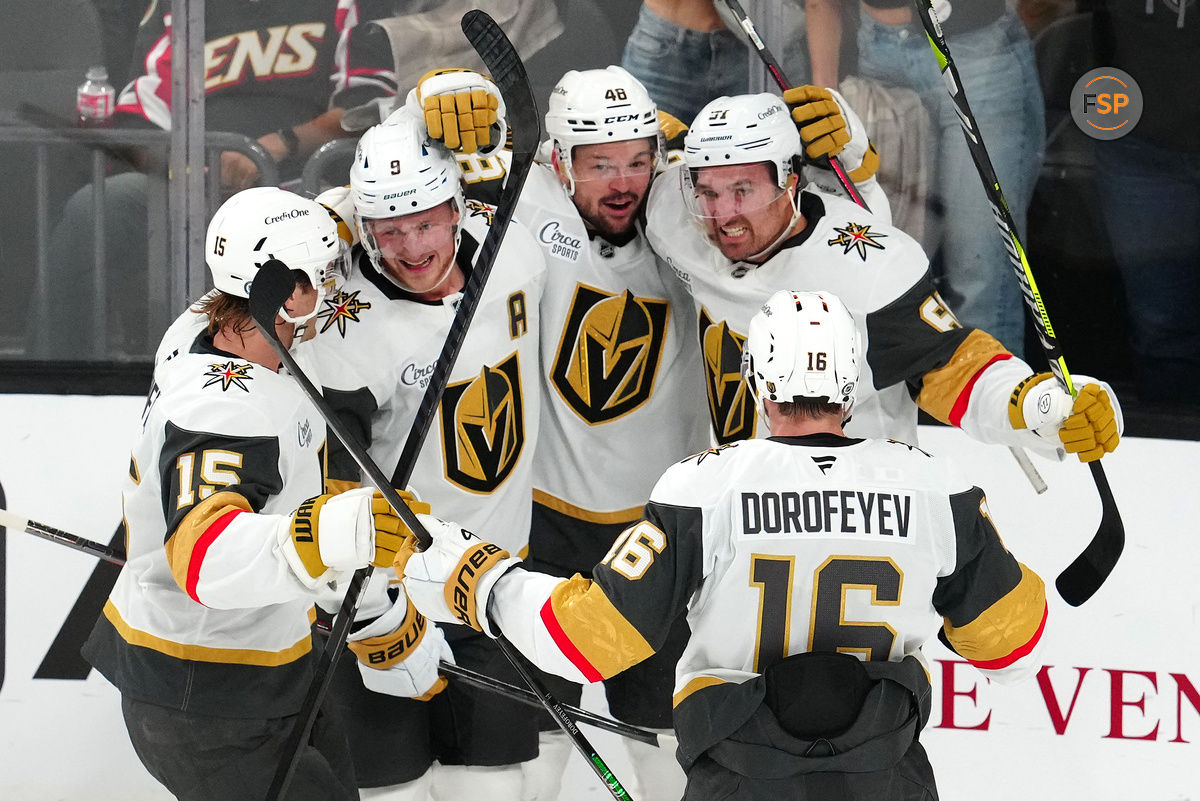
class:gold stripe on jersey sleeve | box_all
[533,489,643,526]
[102,599,314,666]
[673,675,727,707]
[324,477,361,496]
[915,329,1011,424]
[548,576,655,679]
[943,562,1046,663]
[164,491,253,594]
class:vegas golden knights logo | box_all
[698,308,756,444]
[551,284,669,425]
[439,353,524,493]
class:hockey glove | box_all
[347,575,452,701]
[395,515,521,637]
[1009,373,1123,462]
[315,185,358,248]
[784,86,879,182]
[279,487,430,588]
[410,68,505,154]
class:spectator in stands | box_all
[36,0,395,360]
[1091,0,1200,404]
[806,0,1045,358]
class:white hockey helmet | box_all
[683,93,800,189]
[350,111,465,274]
[204,186,347,324]
[742,290,861,426]
[545,66,661,188]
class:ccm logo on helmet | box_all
[264,208,310,224]
[604,114,640,124]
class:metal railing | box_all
[0,125,277,360]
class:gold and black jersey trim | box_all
[550,283,670,425]
[697,307,756,444]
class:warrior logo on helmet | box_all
[698,308,756,444]
[439,353,525,493]
[551,284,669,425]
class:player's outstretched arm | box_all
[397,516,662,686]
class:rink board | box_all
[0,394,1195,800]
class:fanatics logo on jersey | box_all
[318,289,372,337]
[202,361,254,392]
[811,455,836,475]
[698,308,756,444]
[551,284,670,425]
[827,222,887,262]
[438,352,525,493]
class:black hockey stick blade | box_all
[910,0,1125,605]
[386,10,541,492]
[1055,461,1125,606]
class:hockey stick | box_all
[0,503,659,750]
[0,508,126,565]
[910,0,1123,606]
[260,15,634,801]
[436,661,662,747]
[719,0,867,210]
[722,0,1047,495]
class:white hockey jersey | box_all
[303,207,545,555]
[513,164,710,569]
[645,167,1050,454]
[488,434,1047,719]
[84,315,330,717]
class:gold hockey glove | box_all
[1009,373,1122,463]
[784,85,850,161]
[415,68,500,154]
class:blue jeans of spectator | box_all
[1094,135,1200,403]
[621,4,750,125]
[857,10,1045,356]
[32,171,151,360]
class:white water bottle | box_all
[76,65,116,128]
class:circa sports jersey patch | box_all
[551,283,670,425]
[536,219,583,263]
[438,352,525,493]
[827,222,887,261]
[698,308,756,444]
[318,289,372,336]
[202,361,254,392]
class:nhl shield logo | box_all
[551,284,669,425]
[438,353,525,493]
[698,308,756,444]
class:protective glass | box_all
[362,217,457,257]
[569,152,657,183]
[681,166,788,220]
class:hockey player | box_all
[304,109,547,800]
[407,65,891,799]
[397,289,1049,800]
[646,92,1122,465]
[81,186,439,801]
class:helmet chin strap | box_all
[744,176,803,264]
